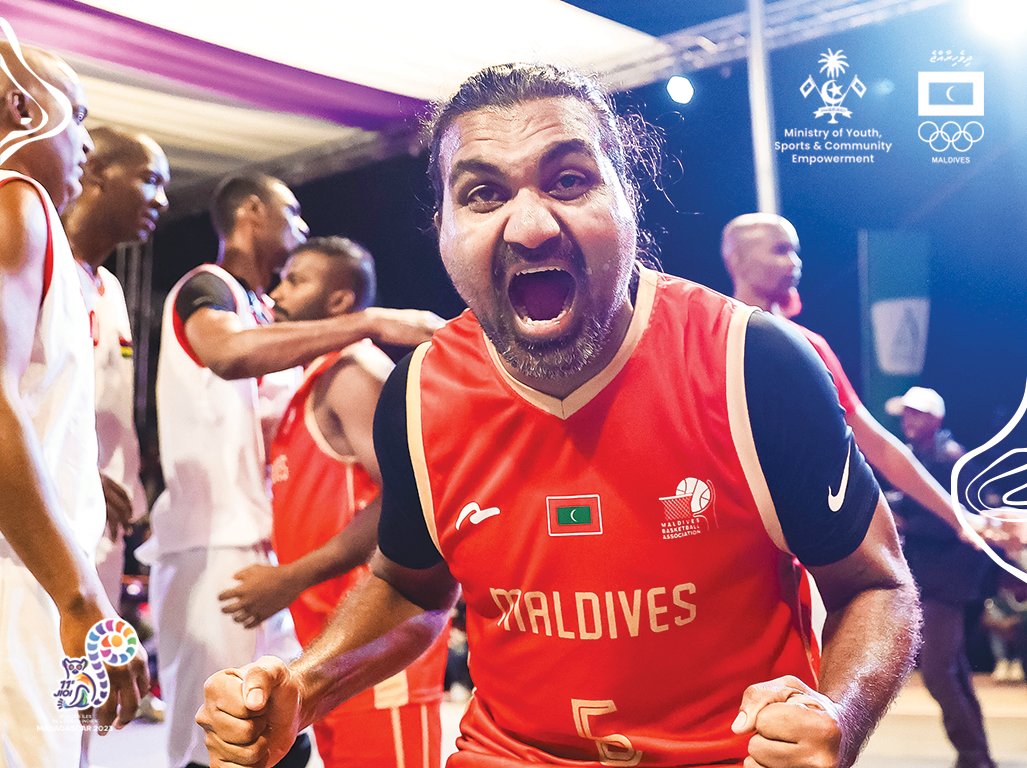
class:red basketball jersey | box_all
[272,345,447,711]
[408,269,818,767]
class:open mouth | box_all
[507,266,576,326]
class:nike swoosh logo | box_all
[828,441,852,513]
[456,502,501,530]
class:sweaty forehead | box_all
[439,97,606,178]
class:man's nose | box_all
[81,126,95,156]
[502,189,560,253]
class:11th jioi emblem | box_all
[801,49,867,123]
[53,619,140,710]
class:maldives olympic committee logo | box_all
[800,49,866,123]
[917,120,984,153]
[917,65,984,163]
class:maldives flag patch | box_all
[546,494,603,536]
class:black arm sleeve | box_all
[744,312,879,566]
[173,271,237,324]
[374,353,444,569]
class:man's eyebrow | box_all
[447,139,600,188]
[539,138,597,166]
[448,158,501,187]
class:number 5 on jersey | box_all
[571,699,643,767]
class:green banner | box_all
[857,229,932,429]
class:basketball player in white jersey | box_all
[153,173,443,768]
[0,41,149,767]
[62,127,172,753]
[63,125,170,602]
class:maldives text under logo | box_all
[800,49,866,124]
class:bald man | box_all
[722,213,973,532]
[0,42,148,767]
[63,125,170,601]
[722,212,996,768]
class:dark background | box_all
[151,2,1027,452]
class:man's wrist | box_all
[281,560,311,598]
[336,310,371,343]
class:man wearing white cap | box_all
[886,386,996,768]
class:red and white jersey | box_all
[271,344,447,711]
[407,268,817,767]
[154,264,299,555]
[0,171,104,556]
[77,264,146,520]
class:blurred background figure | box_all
[886,386,998,768]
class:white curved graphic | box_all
[0,17,72,165]
[951,381,1027,584]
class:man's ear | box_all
[3,90,33,128]
[235,194,265,227]
[432,209,441,231]
[326,288,356,316]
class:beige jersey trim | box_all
[373,670,410,710]
[406,342,441,554]
[483,266,659,420]
[725,305,792,554]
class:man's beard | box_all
[482,308,617,380]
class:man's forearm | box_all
[290,573,450,726]
[0,387,103,614]
[879,442,962,531]
[209,313,372,380]
[287,502,380,593]
[851,412,961,531]
[818,582,922,767]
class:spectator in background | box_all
[886,386,997,768]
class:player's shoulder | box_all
[746,311,816,357]
[0,178,48,271]
[333,340,395,383]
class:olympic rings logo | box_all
[918,120,984,152]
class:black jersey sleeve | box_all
[173,271,237,324]
[743,312,879,566]
[374,352,444,569]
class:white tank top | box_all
[77,264,147,520]
[0,170,105,557]
[154,264,299,555]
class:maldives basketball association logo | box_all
[659,478,718,541]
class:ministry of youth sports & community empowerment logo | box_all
[801,49,866,123]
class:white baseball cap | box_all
[885,386,945,419]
